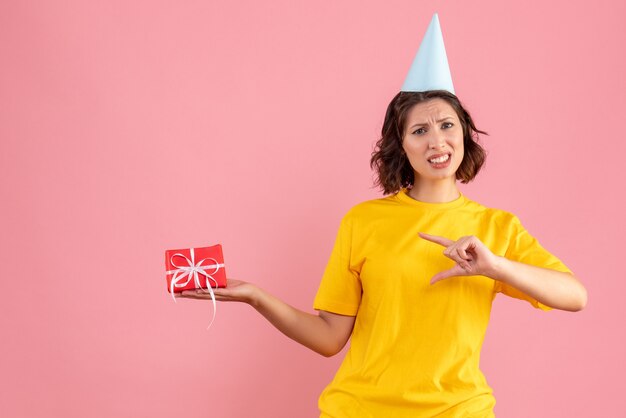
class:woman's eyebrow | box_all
[408,116,455,129]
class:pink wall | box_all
[1,1,624,417]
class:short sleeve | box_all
[494,215,573,311]
[313,213,362,316]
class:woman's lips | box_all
[427,153,451,168]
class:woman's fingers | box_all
[425,235,479,280]
[430,264,466,284]
[178,290,230,302]
[421,234,498,282]
[179,290,211,299]
[177,280,256,304]
[442,243,467,266]
[418,232,455,247]
[421,233,472,262]
[456,245,472,260]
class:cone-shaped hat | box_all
[401,13,454,94]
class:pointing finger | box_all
[419,232,455,247]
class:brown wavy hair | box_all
[370,90,487,195]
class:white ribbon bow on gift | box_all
[166,248,224,329]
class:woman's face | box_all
[402,98,464,184]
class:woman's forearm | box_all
[248,287,355,357]
[182,279,355,356]
[488,257,587,312]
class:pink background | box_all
[1,1,624,417]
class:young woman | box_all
[180,90,587,417]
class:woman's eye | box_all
[413,127,426,135]
[442,122,453,129]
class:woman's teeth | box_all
[429,154,450,163]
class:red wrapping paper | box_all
[165,244,227,293]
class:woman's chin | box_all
[415,170,457,183]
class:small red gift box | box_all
[165,244,227,295]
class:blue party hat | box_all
[401,13,455,94]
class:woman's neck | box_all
[408,179,460,203]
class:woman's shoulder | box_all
[462,196,522,225]
[343,193,403,219]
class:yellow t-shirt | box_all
[314,190,571,418]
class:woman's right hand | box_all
[178,279,258,305]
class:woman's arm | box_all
[487,258,587,312]
[419,233,587,312]
[178,279,356,357]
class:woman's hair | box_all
[370,90,487,195]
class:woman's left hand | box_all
[418,232,500,284]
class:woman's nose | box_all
[428,132,446,149]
